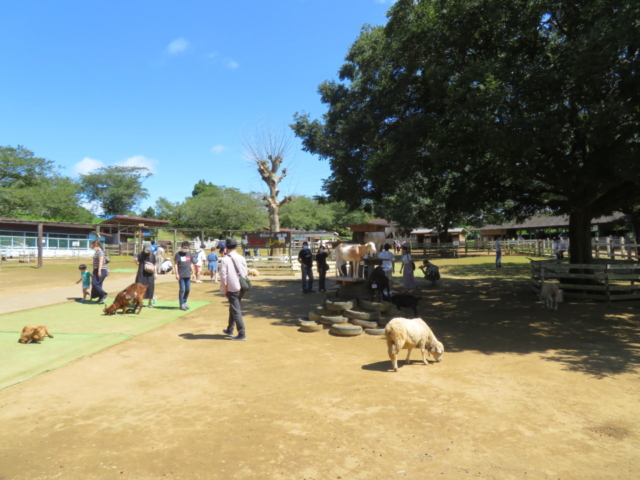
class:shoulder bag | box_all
[230,254,252,292]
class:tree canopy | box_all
[79,165,152,216]
[292,0,640,263]
[0,145,93,222]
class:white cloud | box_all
[73,157,104,176]
[375,0,397,3]
[211,145,227,155]
[167,38,189,54]
[225,59,239,69]
[116,155,158,174]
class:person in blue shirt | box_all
[207,247,219,283]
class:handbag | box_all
[230,255,252,292]
[144,262,155,274]
[411,261,416,271]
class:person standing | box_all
[316,245,330,292]
[378,243,395,294]
[75,264,92,302]
[207,247,219,283]
[134,241,157,308]
[495,238,502,268]
[220,237,248,341]
[193,243,206,283]
[297,241,315,293]
[90,240,109,304]
[174,240,196,311]
[399,245,416,291]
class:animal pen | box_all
[530,259,640,303]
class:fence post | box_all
[607,236,613,260]
[605,264,611,305]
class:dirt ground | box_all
[0,256,639,480]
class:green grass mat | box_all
[109,268,138,273]
[0,300,209,390]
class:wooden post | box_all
[605,264,611,305]
[606,236,613,260]
[37,222,44,269]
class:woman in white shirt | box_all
[399,245,416,291]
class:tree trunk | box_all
[568,209,593,265]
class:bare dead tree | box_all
[242,124,293,233]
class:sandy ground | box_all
[0,257,639,479]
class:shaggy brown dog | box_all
[103,283,148,315]
[19,326,54,344]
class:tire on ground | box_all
[343,309,381,321]
[330,324,363,336]
[315,307,332,316]
[358,298,393,312]
[325,299,355,312]
[299,323,323,332]
[348,318,378,329]
[325,290,339,299]
[365,328,386,336]
[298,318,318,327]
[308,311,322,322]
[318,315,348,325]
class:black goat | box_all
[368,266,390,302]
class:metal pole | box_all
[37,222,43,269]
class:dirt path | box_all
[0,258,639,479]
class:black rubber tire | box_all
[308,311,322,322]
[325,299,355,312]
[298,318,317,327]
[343,309,381,321]
[299,324,323,332]
[357,298,393,312]
[325,290,339,299]
[348,318,378,329]
[315,307,332,316]
[330,324,363,336]
[318,315,348,325]
[377,317,393,327]
[365,328,386,336]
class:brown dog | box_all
[19,326,54,344]
[103,283,148,315]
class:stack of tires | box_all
[297,290,401,338]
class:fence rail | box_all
[530,260,640,303]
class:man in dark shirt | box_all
[297,241,315,293]
[174,240,196,311]
[315,245,331,292]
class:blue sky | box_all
[1,0,396,213]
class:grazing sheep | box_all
[368,266,390,302]
[248,268,260,277]
[335,242,377,278]
[384,317,444,372]
[539,282,564,310]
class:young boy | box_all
[76,264,92,301]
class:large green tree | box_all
[0,145,93,222]
[79,165,152,215]
[293,0,640,264]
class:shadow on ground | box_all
[237,262,640,379]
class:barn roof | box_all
[473,213,628,231]
[411,227,469,235]
[0,217,96,230]
[99,216,170,227]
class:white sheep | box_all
[384,317,444,372]
[539,282,564,310]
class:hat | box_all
[225,237,238,249]
[143,242,152,251]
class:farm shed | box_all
[411,227,469,244]
[348,219,398,248]
[99,215,170,245]
[473,213,629,241]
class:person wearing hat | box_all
[134,241,157,307]
[174,240,196,311]
[297,241,315,294]
[219,237,249,341]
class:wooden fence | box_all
[530,260,640,303]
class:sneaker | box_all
[222,328,233,336]
[184,303,190,310]
[180,304,188,311]
[230,336,247,341]
[195,280,203,283]
[97,296,108,304]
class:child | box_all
[207,247,219,283]
[76,264,92,301]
